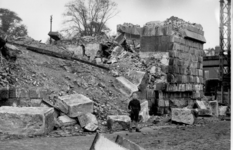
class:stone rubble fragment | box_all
[107,115,131,131]
[114,76,138,96]
[78,113,98,131]
[171,108,195,125]
[139,101,150,122]
[58,115,77,126]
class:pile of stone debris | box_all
[0,16,230,140]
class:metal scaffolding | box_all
[219,0,231,104]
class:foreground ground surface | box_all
[0,118,230,150]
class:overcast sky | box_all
[0,0,219,48]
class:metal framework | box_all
[219,0,231,104]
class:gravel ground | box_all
[0,118,230,150]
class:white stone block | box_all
[107,115,131,131]
[58,115,77,126]
[114,76,138,96]
[171,108,195,125]
[0,106,54,135]
[58,94,94,117]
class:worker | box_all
[80,44,86,57]
[128,92,141,132]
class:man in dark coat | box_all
[128,92,141,132]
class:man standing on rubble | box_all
[128,92,141,132]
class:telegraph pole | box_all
[50,15,53,44]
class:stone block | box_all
[196,100,207,109]
[114,76,138,96]
[146,88,155,99]
[209,101,219,117]
[169,98,188,108]
[128,70,147,87]
[139,101,150,122]
[78,113,98,128]
[58,94,94,117]
[42,97,69,114]
[115,135,146,150]
[30,99,42,106]
[58,115,77,126]
[39,90,49,100]
[114,33,125,45]
[90,133,127,150]
[171,108,195,125]
[9,87,19,98]
[29,89,40,99]
[154,82,166,90]
[18,88,29,98]
[107,115,131,131]
[0,106,54,135]
[219,106,228,116]
[0,87,9,100]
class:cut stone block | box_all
[90,133,127,150]
[139,101,150,122]
[196,100,207,110]
[171,108,195,125]
[114,76,138,96]
[84,123,98,131]
[0,87,9,100]
[128,70,146,87]
[115,135,146,150]
[42,97,69,114]
[78,113,98,128]
[209,101,219,117]
[58,115,77,126]
[169,98,188,108]
[58,94,94,117]
[0,106,54,135]
[30,99,42,107]
[107,115,131,131]
[219,106,228,116]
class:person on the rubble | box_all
[128,92,141,132]
[80,44,86,57]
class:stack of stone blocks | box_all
[140,16,206,114]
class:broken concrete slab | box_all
[58,115,77,126]
[171,108,195,125]
[115,135,146,150]
[90,133,128,150]
[78,113,98,128]
[107,115,131,131]
[0,106,54,136]
[114,76,138,96]
[58,94,94,118]
[139,101,150,122]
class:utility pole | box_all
[219,0,231,104]
[50,15,53,44]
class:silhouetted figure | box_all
[80,44,86,57]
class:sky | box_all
[0,0,220,49]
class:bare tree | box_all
[62,0,119,38]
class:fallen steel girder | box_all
[7,41,110,71]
